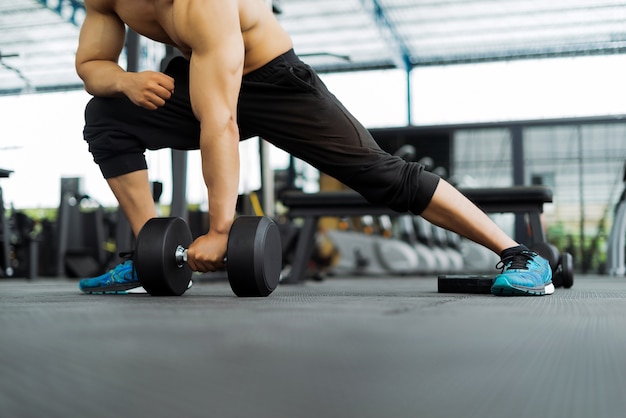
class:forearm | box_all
[201,119,241,235]
[77,59,175,109]
[76,60,129,97]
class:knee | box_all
[352,160,440,215]
[84,96,126,125]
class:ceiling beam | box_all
[359,0,413,71]
[37,0,85,27]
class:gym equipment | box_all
[555,253,574,289]
[374,215,421,275]
[55,178,108,278]
[438,275,494,294]
[8,211,38,279]
[326,229,420,275]
[458,238,500,274]
[324,212,421,276]
[134,216,282,297]
[607,161,626,276]
[326,229,381,275]
[394,215,438,274]
[431,223,464,273]
[374,236,421,274]
[0,168,13,277]
[413,216,451,273]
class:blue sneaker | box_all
[79,260,140,294]
[491,249,554,296]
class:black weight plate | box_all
[551,269,564,288]
[530,241,560,271]
[438,275,494,294]
[560,252,574,289]
[227,216,282,297]
[135,217,193,296]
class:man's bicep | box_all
[75,3,126,67]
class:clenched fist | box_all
[125,71,175,110]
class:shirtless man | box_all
[76,0,553,296]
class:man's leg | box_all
[106,170,158,237]
[420,179,517,254]
[78,170,157,294]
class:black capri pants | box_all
[84,50,440,214]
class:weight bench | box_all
[280,186,554,285]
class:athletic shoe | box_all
[79,259,193,294]
[491,249,554,296]
[79,259,140,294]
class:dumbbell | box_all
[555,252,574,289]
[529,242,574,289]
[134,216,282,296]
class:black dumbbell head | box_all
[135,217,193,296]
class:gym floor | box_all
[1,274,625,418]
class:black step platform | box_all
[437,275,495,294]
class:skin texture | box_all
[76,0,518,273]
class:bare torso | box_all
[95,0,293,74]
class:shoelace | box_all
[496,251,536,271]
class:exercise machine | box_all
[0,168,13,277]
[607,161,626,276]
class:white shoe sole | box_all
[125,280,193,294]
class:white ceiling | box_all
[1,0,626,95]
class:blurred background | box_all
[1,0,626,278]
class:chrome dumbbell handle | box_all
[175,245,227,268]
[175,245,187,268]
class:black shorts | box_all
[83,50,440,214]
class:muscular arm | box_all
[75,0,174,109]
[173,0,244,271]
